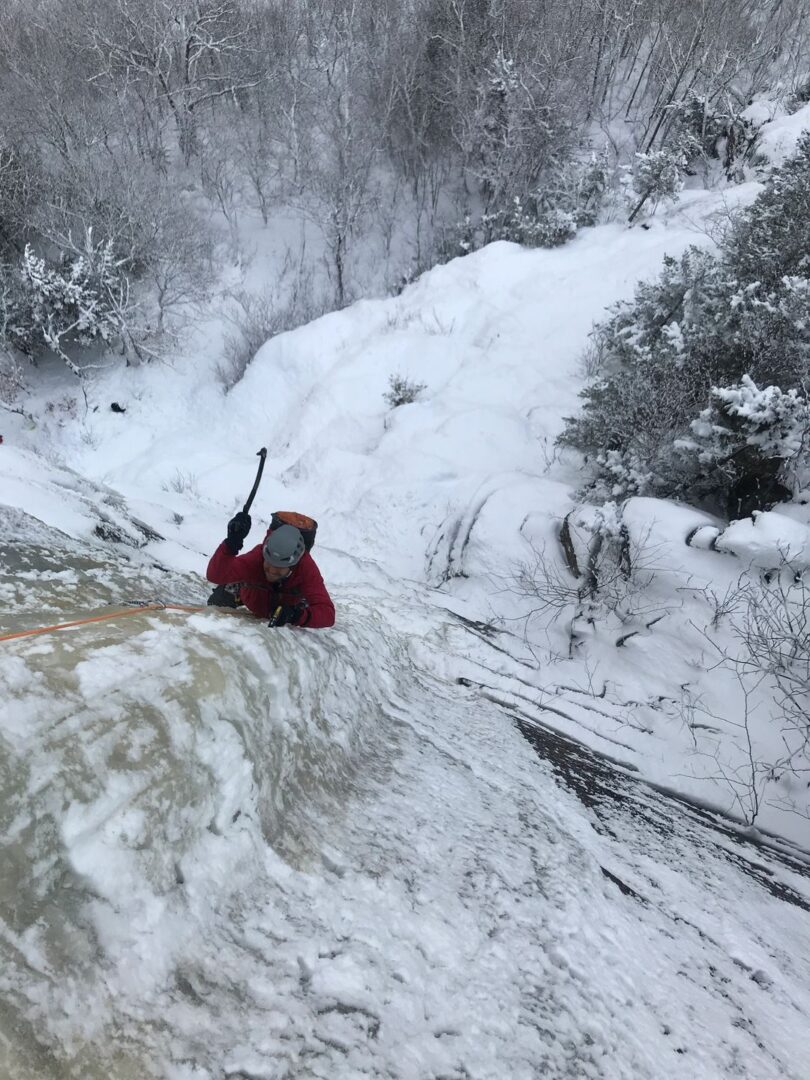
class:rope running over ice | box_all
[0,602,208,643]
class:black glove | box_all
[225,511,252,555]
[268,601,308,628]
[207,584,241,609]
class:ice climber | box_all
[206,511,335,628]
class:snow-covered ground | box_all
[2,511,810,1080]
[2,105,810,1078]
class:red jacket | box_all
[206,542,335,627]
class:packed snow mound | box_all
[750,99,810,166]
[715,510,810,570]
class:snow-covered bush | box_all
[440,149,608,259]
[724,133,810,290]
[27,144,214,349]
[384,373,426,407]
[468,50,575,212]
[472,52,530,205]
[559,247,722,500]
[440,214,479,259]
[567,150,610,226]
[627,146,688,222]
[664,94,758,177]
[488,199,577,248]
[530,206,579,247]
[0,261,24,336]
[697,378,809,464]
[11,240,128,375]
[679,377,809,515]
[0,228,164,373]
[786,73,810,113]
[591,448,655,501]
[562,134,810,513]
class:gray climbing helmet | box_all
[263,523,306,568]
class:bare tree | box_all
[284,1,396,305]
[78,0,263,162]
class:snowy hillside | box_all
[2,109,810,1079]
[6,164,809,839]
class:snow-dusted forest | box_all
[2,2,810,1077]
[2,0,810,358]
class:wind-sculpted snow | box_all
[2,516,810,1079]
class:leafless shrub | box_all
[538,435,561,474]
[217,254,329,391]
[508,506,670,656]
[0,346,25,408]
[579,335,602,379]
[200,142,242,259]
[736,572,810,750]
[383,373,426,408]
[512,543,582,626]
[163,469,200,497]
[684,670,774,826]
[687,563,810,823]
[44,394,78,425]
[705,577,752,628]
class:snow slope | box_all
[2,104,810,1078]
[9,179,809,841]
[2,511,810,1079]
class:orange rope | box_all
[0,603,207,643]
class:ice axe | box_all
[243,447,267,515]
